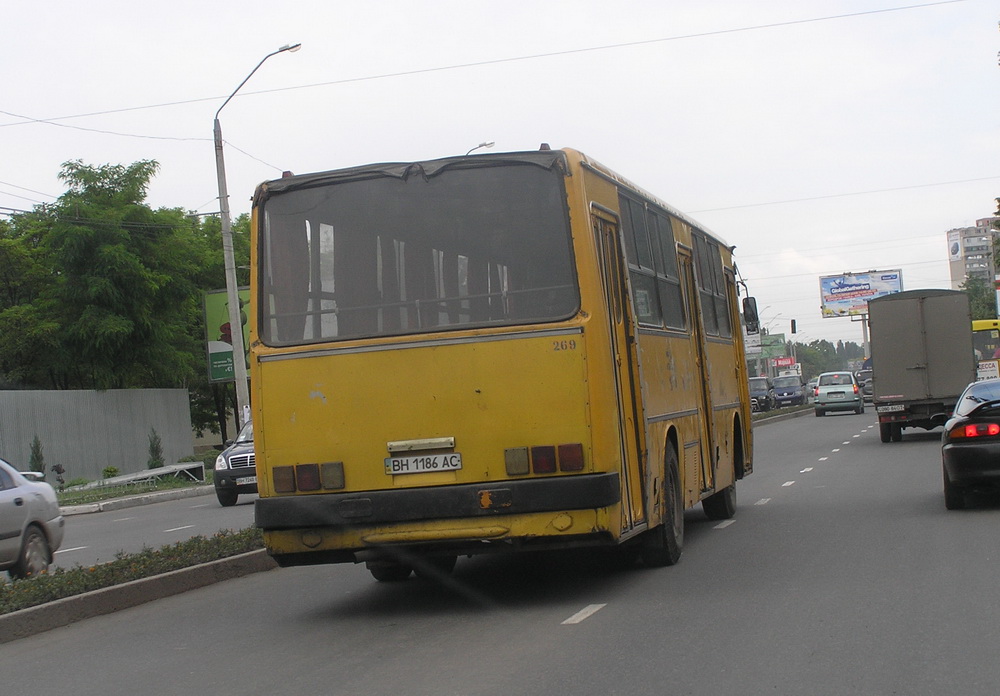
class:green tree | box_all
[147,428,165,469]
[29,435,45,475]
[0,160,248,438]
[961,276,996,320]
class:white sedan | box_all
[0,457,65,579]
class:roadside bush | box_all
[147,428,164,469]
[29,435,46,476]
[102,466,119,479]
[0,527,264,616]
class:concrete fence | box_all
[0,389,194,482]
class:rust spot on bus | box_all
[478,489,512,509]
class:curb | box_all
[61,485,216,516]
[0,549,277,644]
[752,406,813,426]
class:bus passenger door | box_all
[592,212,646,534]
[678,249,716,495]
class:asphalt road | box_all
[4,411,999,695]
[53,491,257,570]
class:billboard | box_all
[203,288,251,382]
[819,270,903,318]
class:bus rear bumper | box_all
[255,472,620,530]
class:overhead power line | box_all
[0,0,969,129]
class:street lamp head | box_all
[280,43,302,53]
[465,141,495,156]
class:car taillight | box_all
[853,385,859,394]
[949,423,1000,439]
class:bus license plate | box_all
[385,453,462,475]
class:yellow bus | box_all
[250,147,758,581]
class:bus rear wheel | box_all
[641,447,683,567]
[702,484,736,521]
[413,554,458,580]
[366,560,413,582]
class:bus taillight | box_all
[531,446,557,473]
[558,443,585,471]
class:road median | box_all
[0,549,277,644]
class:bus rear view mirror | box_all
[743,297,760,334]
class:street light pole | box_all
[213,43,300,428]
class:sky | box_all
[2,0,997,347]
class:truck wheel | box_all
[890,424,903,442]
[879,423,891,443]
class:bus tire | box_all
[640,446,683,568]
[702,484,736,521]
[366,560,413,582]
[413,554,458,580]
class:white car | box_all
[0,457,65,579]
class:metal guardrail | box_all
[66,462,206,491]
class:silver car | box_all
[814,371,865,416]
[0,457,65,579]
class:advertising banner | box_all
[948,230,962,261]
[819,270,903,318]
[203,288,251,382]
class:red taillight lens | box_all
[853,385,859,394]
[296,463,321,491]
[531,446,557,473]
[957,423,1000,439]
[558,443,585,471]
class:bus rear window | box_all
[259,162,579,345]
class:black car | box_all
[748,376,776,412]
[941,378,1000,509]
[213,420,256,507]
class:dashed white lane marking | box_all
[818,457,829,461]
[782,481,795,487]
[831,449,841,453]
[714,520,736,529]
[54,546,88,555]
[163,525,195,533]
[852,434,861,438]
[800,467,814,473]
[112,517,136,522]
[189,503,211,509]
[841,441,850,445]
[562,604,607,624]
[755,498,771,505]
